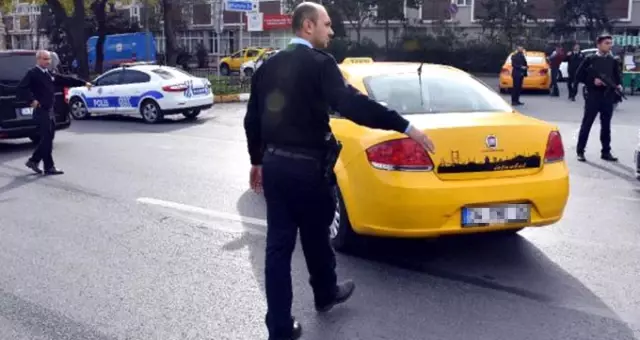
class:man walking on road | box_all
[575,34,621,163]
[566,43,584,101]
[548,44,564,97]
[19,50,91,175]
[243,2,435,339]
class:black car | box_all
[0,50,71,144]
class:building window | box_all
[455,0,470,6]
[192,3,212,26]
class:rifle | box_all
[586,63,627,101]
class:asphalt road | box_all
[1,79,639,340]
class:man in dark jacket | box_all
[19,50,91,175]
[510,44,527,106]
[547,44,565,97]
[565,43,584,101]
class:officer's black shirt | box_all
[566,51,584,76]
[17,66,86,110]
[510,51,527,77]
[244,42,411,165]
[576,52,621,92]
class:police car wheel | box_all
[69,97,90,120]
[140,100,163,124]
[183,109,201,119]
[330,187,359,252]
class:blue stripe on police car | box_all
[79,90,164,109]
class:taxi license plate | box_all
[16,107,33,116]
[461,204,530,227]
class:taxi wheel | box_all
[140,99,163,124]
[69,97,90,120]
[183,109,201,119]
[330,187,359,252]
[220,63,230,76]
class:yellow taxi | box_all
[329,58,570,251]
[499,51,552,93]
[219,47,272,75]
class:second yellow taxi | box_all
[498,51,552,93]
[329,58,570,252]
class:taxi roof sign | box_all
[341,57,374,64]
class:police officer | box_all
[565,43,584,101]
[575,34,621,162]
[511,43,527,106]
[243,2,435,339]
[19,50,91,175]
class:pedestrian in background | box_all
[19,50,91,175]
[574,34,621,163]
[243,2,435,339]
[510,43,527,106]
[565,43,584,101]
[548,44,565,97]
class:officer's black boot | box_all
[577,152,586,162]
[269,318,302,340]
[601,153,618,162]
[315,280,356,313]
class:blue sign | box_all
[225,0,256,12]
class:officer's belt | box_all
[266,145,324,161]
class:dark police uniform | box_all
[243,37,412,340]
[566,50,584,100]
[18,66,86,173]
[575,51,621,161]
[510,50,527,105]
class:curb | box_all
[215,93,250,103]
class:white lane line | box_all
[613,196,640,202]
[136,197,267,227]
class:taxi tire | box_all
[330,187,360,252]
[140,99,164,124]
[220,63,230,76]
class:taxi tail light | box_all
[539,68,548,76]
[366,138,434,171]
[501,68,510,75]
[63,87,69,103]
[162,84,188,92]
[544,131,565,163]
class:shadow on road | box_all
[65,114,216,135]
[231,189,637,340]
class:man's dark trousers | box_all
[550,68,560,96]
[577,91,614,155]
[262,149,338,339]
[567,73,578,99]
[511,74,523,104]
[29,108,56,170]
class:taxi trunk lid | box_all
[405,112,555,181]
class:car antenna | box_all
[417,61,425,106]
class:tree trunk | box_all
[384,19,390,51]
[162,0,178,66]
[92,0,108,74]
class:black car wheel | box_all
[330,187,360,252]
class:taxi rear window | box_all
[151,69,174,79]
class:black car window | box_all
[95,71,122,86]
[0,53,36,84]
[122,70,151,84]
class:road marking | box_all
[613,196,640,202]
[136,197,267,231]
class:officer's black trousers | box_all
[577,90,614,155]
[262,150,338,339]
[567,75,578,98]
[29,108,56,170]
[511,75,523,104]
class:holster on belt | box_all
[323,133,342,185]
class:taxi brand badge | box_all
[486,135,497,149]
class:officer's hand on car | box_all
[406,125,436,154]
[250,165,262,193]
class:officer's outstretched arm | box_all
[54,74,87,88]
[244,67,263,166]
[319,58,409,133]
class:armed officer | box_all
[243,2,435,339]
[510,43,527,106]
[575,34,621,162]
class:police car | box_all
[65,63,213,123]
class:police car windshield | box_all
[363,73,513,114]
[0,54,35,83]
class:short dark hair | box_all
[291,2,321,32]
[597,34,613,44]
